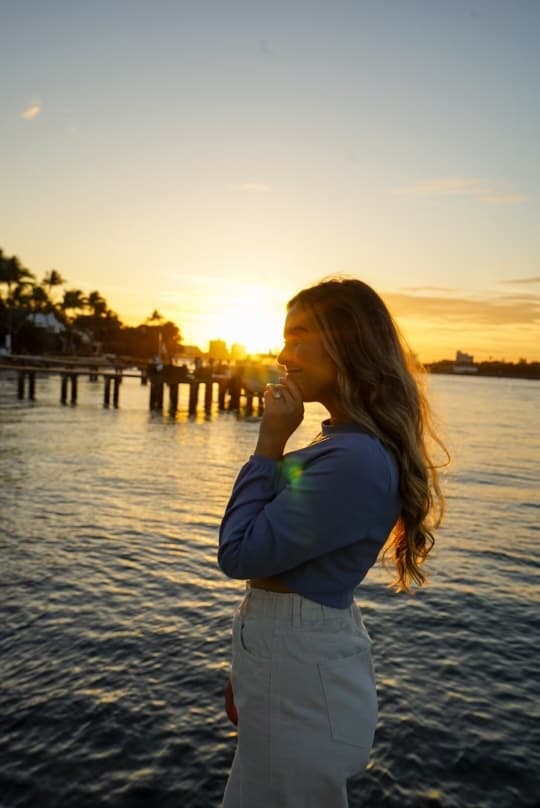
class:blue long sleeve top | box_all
[218,421,401,608]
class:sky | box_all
[1,0,539,361]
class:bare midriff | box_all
[247,576,295,594]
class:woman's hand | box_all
[224,675,238,726]
[254,377,304,459]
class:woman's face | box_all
[277,303,340,411]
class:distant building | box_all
[454,350,478,374]
[28,312,65,334]
[208,339,229,360]
[179,344,203,359]
[230,342,247,360]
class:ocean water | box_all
[0,373,538,808]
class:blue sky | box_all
[1,0,538,358]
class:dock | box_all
[0,359,268,417]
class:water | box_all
[0,373,538,808]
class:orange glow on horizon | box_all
[204,299,284,355]
[167,286,286,356]
[120,291,539,363]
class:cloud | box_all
[383,290,540,327]
[399,286,458,293]
[498,276,540,286]
[230,183,271,193]
[392,177,526,204]
[21,103,41,120]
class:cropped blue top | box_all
[218,421,401,608]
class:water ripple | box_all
[1,375,539,807]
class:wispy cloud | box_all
[392,177,526,205]
[21,103,41,120]
[230,183,271,193]
[383,290,540,327]
[498,276,540,286]
[399,286,458,293]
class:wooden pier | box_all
[0,361,266,417]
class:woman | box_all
[218,278,445,807]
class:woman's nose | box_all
[277,345,288,366]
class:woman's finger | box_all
[281,375,302,405]
[265,383,287,401]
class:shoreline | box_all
[426,362,540,381]
[1,351,539,381]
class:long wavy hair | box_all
[288,277,448,592]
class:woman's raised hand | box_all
[254,377,304,459]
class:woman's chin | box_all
[292,382,308,401]
[298,388,315,403]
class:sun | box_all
[206,292,284,355]
[168,280,289,356]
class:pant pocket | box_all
[318,648,378,748]
[235,615,273,660]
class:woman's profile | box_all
[218,277,446,807]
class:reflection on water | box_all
[0,374,539,807]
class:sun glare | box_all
[206,291,284,355]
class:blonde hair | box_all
[289,278,448,591]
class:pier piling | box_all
[17,372,25,400]
[2,361,277,416]
[61,374,68,405]
[70,374,78,405]
[169,383,179,416]
[15,371,36,402]
[188,381,199,416]
[204,381,213,415]
[103,376,112,408]
[150,381,164,411]
[218,380,227,410]
[228,385,240,412]
[113,375,121,408]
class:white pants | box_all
[221,589,378,808]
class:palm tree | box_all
[0,252,35,352]
[59,289,87,353]
[42,269,66,302]
[0,248,5,297]
[146,309,165,325]
[0,253,34,302]
[75,290,110,351]
[11,280,33,308]
[29,285,50,313]
[87,290,108,318]
[60,289,87,324]
[145,309,167,359]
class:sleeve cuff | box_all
[247,454,281,470]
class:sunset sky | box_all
[1,0,539,360]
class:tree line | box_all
[0,248,182,360]
[427,357,540,380]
